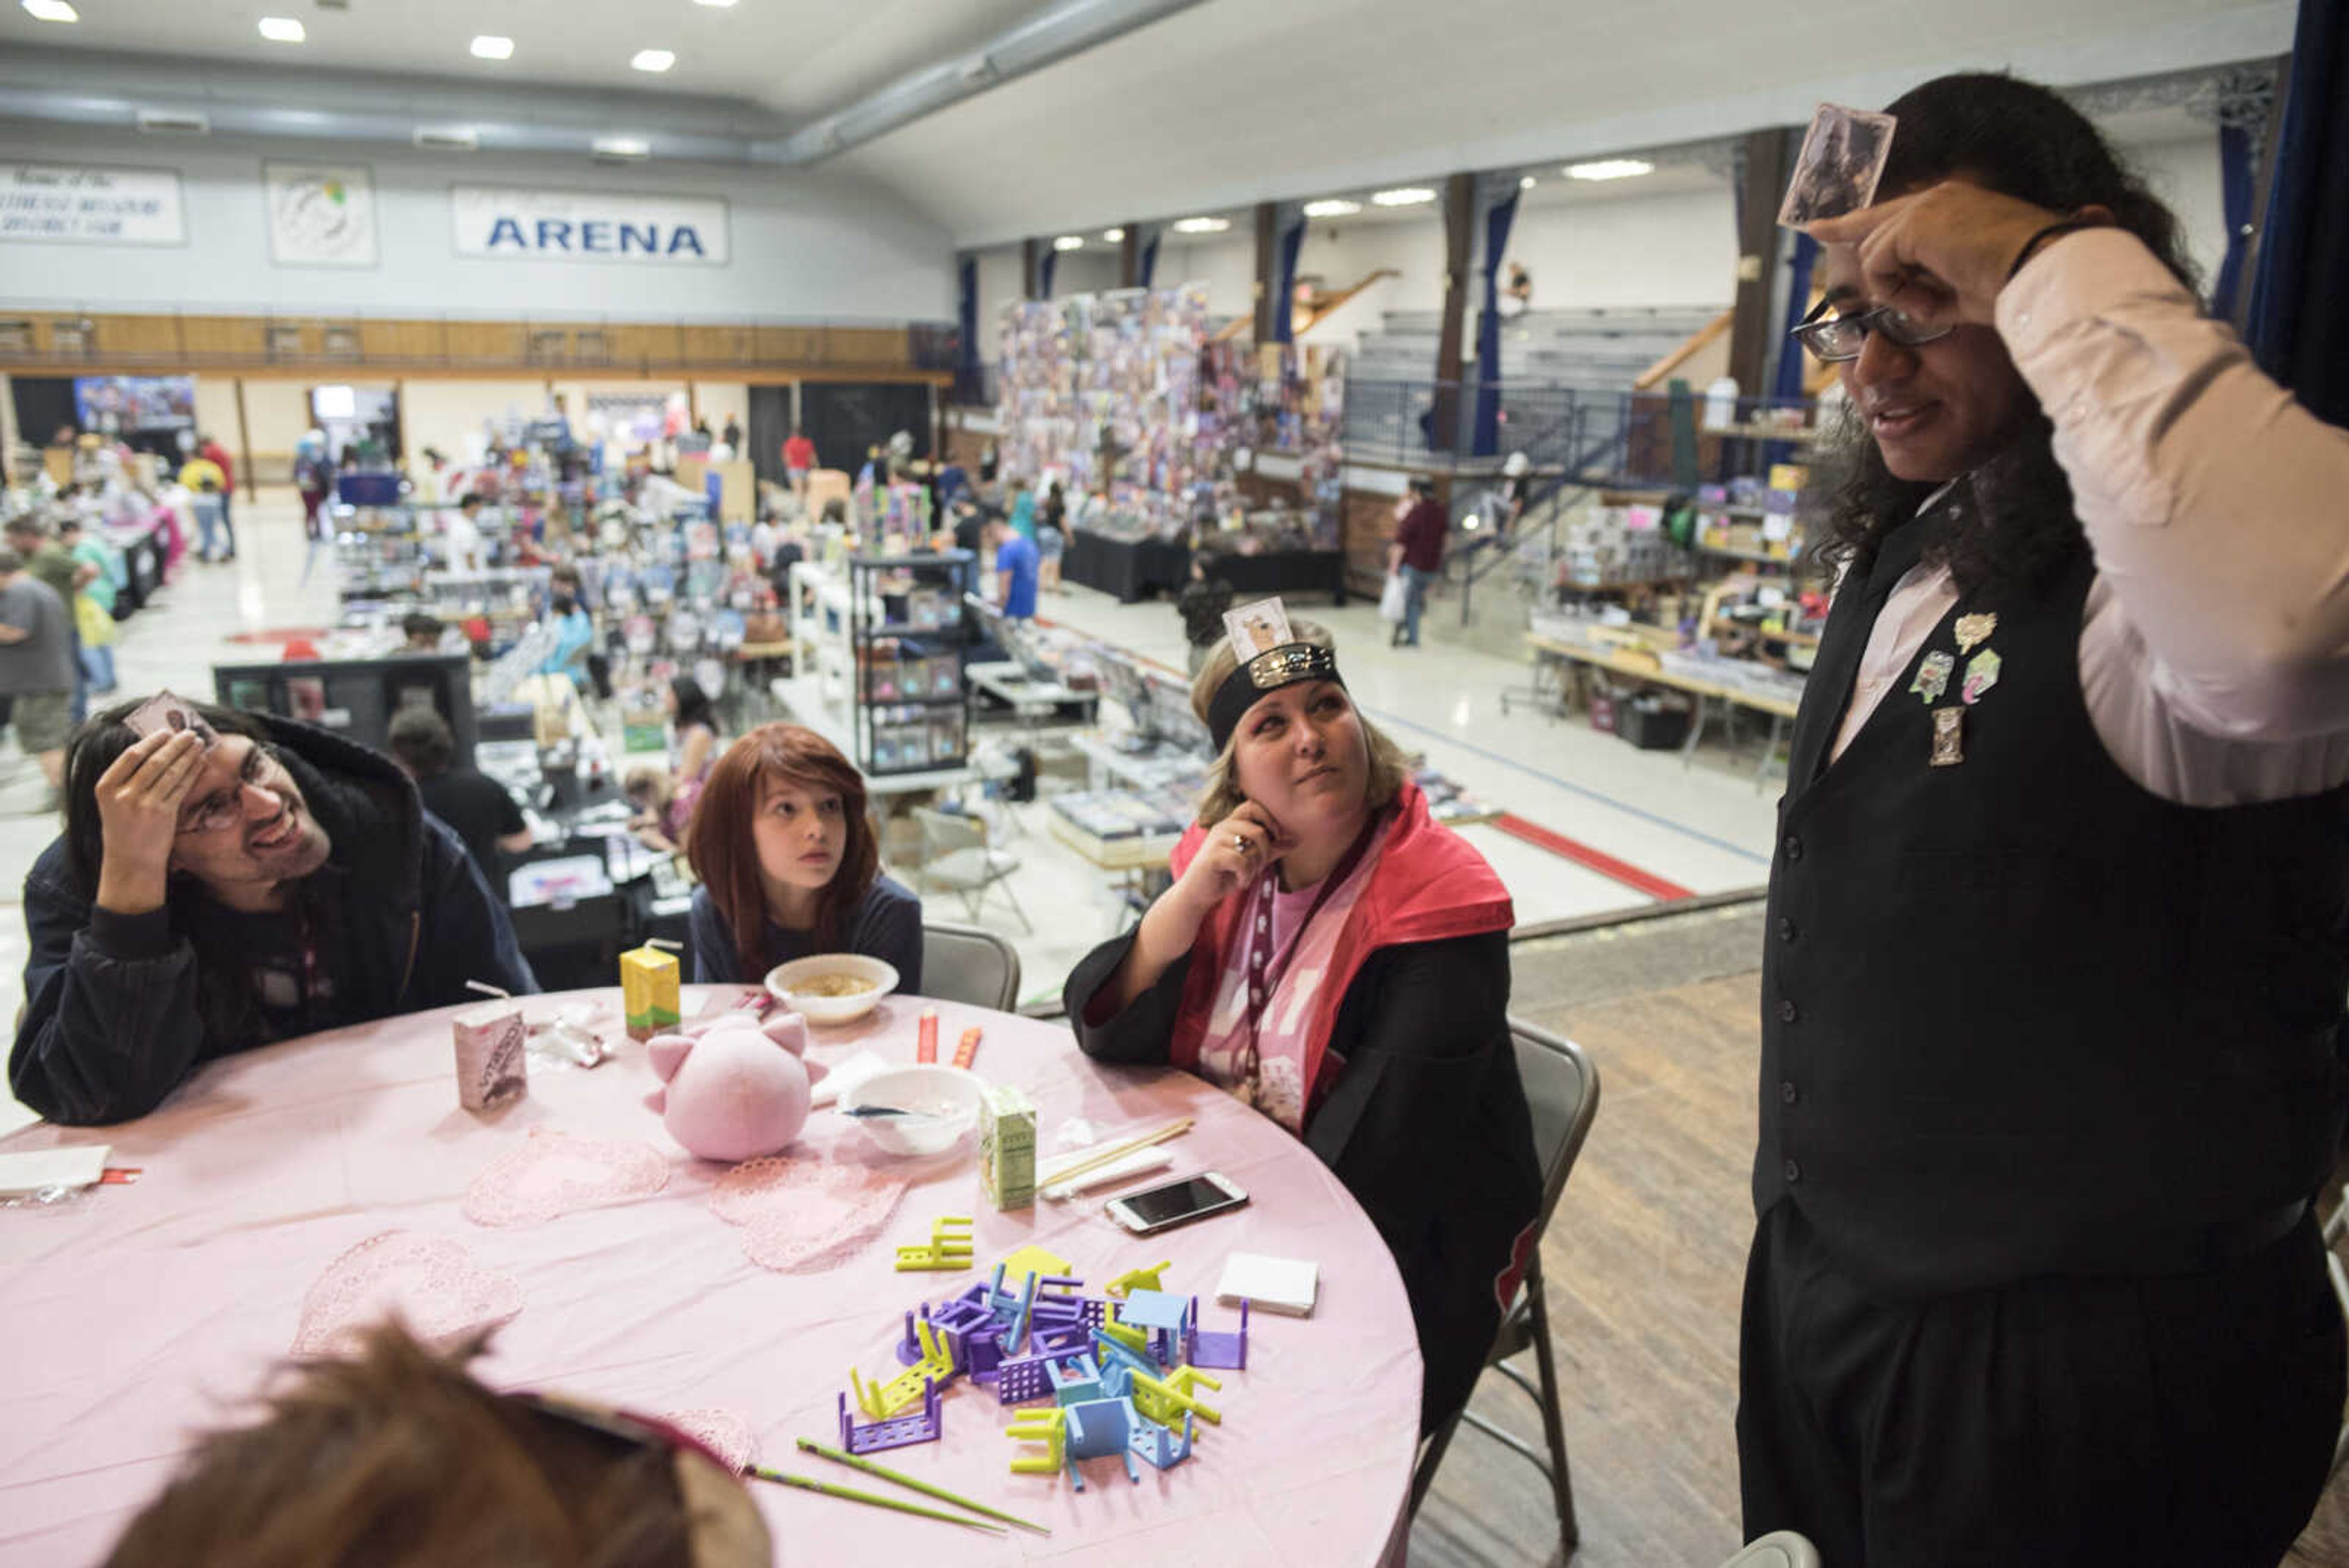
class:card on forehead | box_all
[124,691,218,748]
[1779,102,1898,229]
[1222,598,1293,667]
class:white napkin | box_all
[0,1144,108,1197]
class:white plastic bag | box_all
[1378,571,1409,624]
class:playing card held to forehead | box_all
[1779,102,1898,229]
[124,691,218,748]
[1223,598,1294,665]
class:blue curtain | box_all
[1038,248,1058,300]
[1770,232,1819,405]
[956,255,982,399]
[1271,214,1307,343]
[2214,122,2254,318]
[1472,190,1520,456]
[2246,0,2348,428]
[1139,231,1159,289]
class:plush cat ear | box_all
[762,1013,807,1055]
[647,1033,695,1083]
[645,1086,668,1115]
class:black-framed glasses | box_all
[1790,296,1956,363]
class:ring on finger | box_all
[1230,833,1251,855]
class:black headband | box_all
[1207,642,1345,752]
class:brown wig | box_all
[102,1324,725,1568]
[685,723,878,979]
[1188,620,1413,828]
[1805,72,2204,602]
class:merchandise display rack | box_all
[848,550,978,778]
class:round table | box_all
[0,989,1421,1566]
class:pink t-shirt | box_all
[1191,828,1387,1134]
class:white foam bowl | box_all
[837,1064,983,1157]
[764,954,899,1026]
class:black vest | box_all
[1757,489,2349,1297]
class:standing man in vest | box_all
[1742,74,2349,1567]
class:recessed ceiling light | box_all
[1102,227,1124,243]
[1519,175,1537,189]
[1302,199,1360,218]
[631,48,677,73]
[593,136,651,160]
[1171,217,1230,234]
[1565,158,1655,182]
[21,0,80,23]
[257,15,305,42]
[1370,187,1436,207]
[470,34,513,60]
[693,0,738,6]
[1053,236,1084,252]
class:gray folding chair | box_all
[920,921,1022,1013]
[911,806,1032,933]
[1409,1018,1600,1561]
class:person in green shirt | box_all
[57,518,117,696]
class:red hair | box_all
[685,724,878,982]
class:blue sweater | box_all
[686,876,924,993]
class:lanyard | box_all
[1235,811,1382,1092]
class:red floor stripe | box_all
[1491,812,1696,903]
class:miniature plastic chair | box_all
[1408,1019,1599,1561]
[1716,1531,1822,1567]
[920,920,1022,1011]
[912,808,1032,933]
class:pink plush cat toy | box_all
[645,1011,827,1162]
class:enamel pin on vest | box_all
[1954,612,1997,653]
[1931,705,1965,767]
[1910,650,1954,704]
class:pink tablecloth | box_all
[0,989,1420,1566]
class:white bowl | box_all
[837,1064,983,1157]
[764,954,899,1025]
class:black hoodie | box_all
[9,716,538,1126]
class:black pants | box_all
[1739,1198,2342,1568]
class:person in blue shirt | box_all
[534,564,596,687]
[682,723,922,990]
[1006,481,1037,542]
[988,518,1039,622]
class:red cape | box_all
[1165,778,1515,1085]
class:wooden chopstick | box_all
[1037,1118,1193,1189]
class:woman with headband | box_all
[1063,608,1540,1436]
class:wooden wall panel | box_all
[821,327,909,368]
[358,320,447,362]
[606,325,680,367]
[679,325,749,365]
[177,316,268,357]
[753,325,819,363]
[96,315,182,355]
[444,321,528,364]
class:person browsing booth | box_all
[1740,73,2349,1567]
[1063,607,1540,1436]
[10,699,537,1126]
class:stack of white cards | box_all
[1215,1250,1320,1317]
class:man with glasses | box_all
[1743,73,2349,1567]
[10,698,536,1126]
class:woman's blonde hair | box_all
[1189,617,1412,827]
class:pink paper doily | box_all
[292,1230,525,1357]
[708,1157,908,1273]
[461,1129,670,1228]
[663,1407,760,1473]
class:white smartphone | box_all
[1104,1170,1250,1236]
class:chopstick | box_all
[746,1465,1006,1533]
[1037,1118,1193,1190]
[795,1438,1052,1536]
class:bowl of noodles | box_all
[764,954,900,1025]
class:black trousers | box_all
[1739,1198,2342,1568]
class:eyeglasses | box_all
[1789,296,1956,363]
[177,744,283,836]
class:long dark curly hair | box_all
[1806,73,2203,601]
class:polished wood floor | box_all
[1409,962,2349,1567]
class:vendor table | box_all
[1215,549,1348,607]
[1521,631,1800,790]
[0,989,1419,1568]
[1063,529,1189,604]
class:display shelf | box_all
[849,550,978,778]
[1693,541,1801,566]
